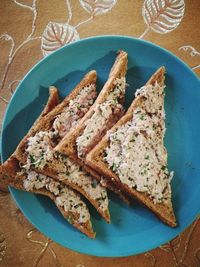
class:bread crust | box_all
[86,67,177,228]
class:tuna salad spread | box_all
[104,82,173,204]
[76,77,126,158]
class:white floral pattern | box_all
[79,0,117,15]
[140,0,185,38]
[41,22,80,57]
[179,45,200,57]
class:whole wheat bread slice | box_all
[86,67,177,227]
[55,51,130,203]
[55,50,128,157]
[0,156,95,238]
[15,70,97,162]
[10,71,110,223]
[0,88,95,238]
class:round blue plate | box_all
[1,36,200,257]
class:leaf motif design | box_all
[79,0,117,16]
[160,236,181,252]
[41,22,80,57]
[179,45,200,57]
[142,0,185,34]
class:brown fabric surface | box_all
[0,0,200,266]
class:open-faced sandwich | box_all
[0,87,95,237]
[86,67,177,227]
[55,50,130,203]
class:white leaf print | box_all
[79,0,117,16]
[41,22,80,57]
[142,0,185,34]
[179,45,200,57]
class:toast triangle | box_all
[0,88,95,238]
[10,71,110,223]
[55,50,128,158]
[0,156,95,238]
[55,51,130,203]
[86,67,177,227]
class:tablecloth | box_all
[0,1,200,266]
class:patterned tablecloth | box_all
[0,1,200,266]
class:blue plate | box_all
[1,36,200,257]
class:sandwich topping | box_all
[25,83,97,169]
[24,130,108,212]
[25,130,56,169]
[25,134,108,212]
[57,155,108,212]
[53,84,97,139]
[76,77,126,158]
[23,81,108,216]
[104,82,173,204]
[23,132,108,214]
[23,171,90,223]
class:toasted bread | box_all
[55,51,130,203]
[55,50,128,158]
[0,156,95,238]
[1,88,95,238]
[15,70,97,163]
[86,67,177,227]
[10,71,110,223]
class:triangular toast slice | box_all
[12,71,110,223]
[86,67,177,227]
[55,51,130,203]
[15,70,97,159]
[1,87,95,237]
[0,156,95,238]
[55,50,128,159]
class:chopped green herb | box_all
[111,163,117,171]
[153,124,157,130]
[74,203,83,209]
[68,215,74,224]
[96,196,106,201]
[140,114,144,120]
[145,155,149,160]
[161,165,166,171]
[143,169,147,175]
[58,185,62,191]
[29,155,35,164]
[91,179,98,188]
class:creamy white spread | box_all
[25,135,108,214]
[25,133,108,212]
[76,77,126,158]
[104,82,173,204]
[23,171,90,223]
[53,84,96,138]
[25,131,56,169]
[56,154,108,212]
[25,83,96,169]
[24,82,108,214]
